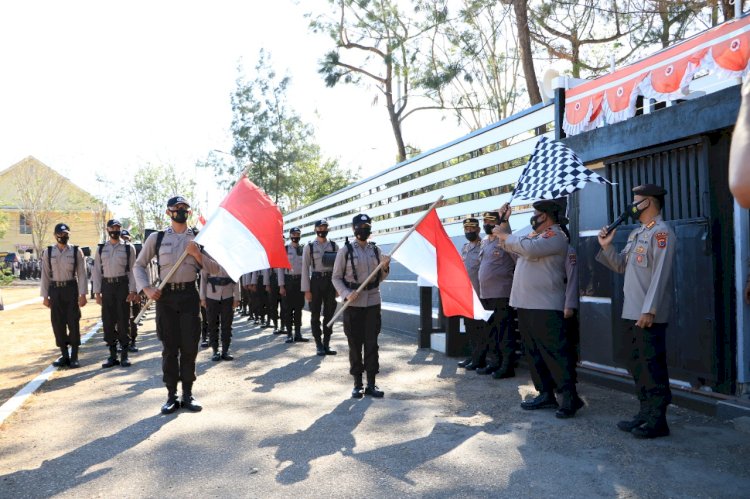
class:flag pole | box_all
[326,195,445,329]
[133,249,190,324]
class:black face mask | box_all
[290,237,300,244]
[316,230,329,238]
[530,214,545,232]
[56,234,69,245]
[108,231,121,240]
[170,209,189,224]
[483,224,494,235]
[465,232,479,242]
[354,227,371,241]
[628,199,648,221]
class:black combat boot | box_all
[68,346,80,369]
[315,338,326,356]
[352,374,364,399]
[120,346,131,367]
[285,333,295,344]
[211,347,221,361]
[161,386,179,415]
[631,407,670,439]
[181,385,203,412]
[221,344,234,361]
[294,327,310,343]
[520,392,559,410]
[128,339,139,352]
[492,355,515,379]
[323,336,337,355]
[200,335,209,348]
[102,345,120,368]
[555,388,584,419]
[272,320,283,334]
[364,374,384,398]
[617,401,648,432]
[457,358,472,368]
[52,346,70,368]
[476,364,500,375]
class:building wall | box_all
[0,209,103,256]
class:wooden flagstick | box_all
[326,195,444,329]
[133,248,190,324]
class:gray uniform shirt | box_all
[251,268,285,286]
[91,241,137,294]
[461,238,482,294]
[565,245,578,311]
[502,225,568,311]
[301,240,338,292]
[199,262,240,302]
[332,241,390,308]
[286,244,304,276]
[595,215,675,323]
[478,236,516,299]
[40,245,88,297]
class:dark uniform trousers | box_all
[517,308,575,394]
[267,274,281,323]
[240,286,250,314]
[310,275,337,341]
[464,317,486,363]
[102,279,130,348]
[49,282,81,347]
[129,298,142,343]
[156,286,200,389]
[343,304,380,378]
[252,276,268,320]
[206,297,234,350]
[564,310,580,383]
[625,321,672,420]
[284,276,304,335]
[480,297,515,367]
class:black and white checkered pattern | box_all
[512,137,610,201]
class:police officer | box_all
[457,218,485,370]
[302,219,339,356]
[134,196,221,415]
[250,269,270,326]
[121,229,141,352]
[263,266,285,334]
[332,214,390,398]
[40,223,88,368]
[92,219,138,368]
[200,257,239,361]
[496,200,583,418]
[596,184,675,439]
[475,211,517,378]
[283,227,309,344]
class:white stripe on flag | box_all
[394,231,438,288]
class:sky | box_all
[0,0,467,218]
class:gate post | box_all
[418,286,432,348]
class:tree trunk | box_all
[384,62,407,162]
[513,0,542,105]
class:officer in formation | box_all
[302,219,339,356]
[263,266,285,334]
[40,223,88,368]
[283,227,309,344]
[134,196,221,415]
[250,270,270,326]
[240,273,254,319]
[332,214,390,398]
[92,219,138,368]
[475,211,517,378]
[457,218,484,369]
[199,257,239,361]
[596,184,675,439]
[496,199,583,419]
[121,229,141,352]
[239,272,251,317]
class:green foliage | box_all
[0,211,8,240]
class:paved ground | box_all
[1,309,749,499]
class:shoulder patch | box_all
[568,253,577,266]
[655,232,668,249]
[541,228,556,239]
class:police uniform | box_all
[302,219,339,355]
[250,269,270,326]
[92,219,137,368]
[477,211,517,378]
[283,228,309,343]
[459,218,485,369]
[501,199,582,418]
[262,267,285,333]
[200,257,239,361]
[596,184,675,438]
[239,272,253,318]
[40,223,88,368]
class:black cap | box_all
[352,213,372,226]
[532,198,567,213]
[463,218,479,228]
[482,212,501,223]
[314,219,329,228]
[106,219,122,228]
[632,184,667,197]
[289,227,301,234]
[167,196,190,208]
[54,223,71,233]
[120,229,131,238]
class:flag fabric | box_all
[194,177,290,281]
[512,136,610,201]
[392,208,491,321]
[197,212,207,227]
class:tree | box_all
[91,174,117,243]
[310,0,452,162]
[0,212,8,240]
[503,0,542,105]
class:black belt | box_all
[311,271,332,278]
[285,274,301,280]
[164,281,195,291]
[207,276,234,286]
[103,276,128,284]
[344,280,379,291]
[50,280,76,288]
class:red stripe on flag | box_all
[415,209,476,317]
[220,177,290,269]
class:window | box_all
[19,214,32,234]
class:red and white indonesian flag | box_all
[194,176,290,281]
[392,208,490,321]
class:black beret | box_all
[463,217,479,227]
[289,227,301,234]
[533,198,567,213]
[352,213,372,226]
[632,184,667,197]
[54,223,71,233]
[107,219,122,228]
[120,229,131,237]
[482,212,501,223]
[314,219,329,227]
[167,196,190,208]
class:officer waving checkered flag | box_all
[512,137,611,201]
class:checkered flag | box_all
[512,137,611,202]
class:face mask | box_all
[290,237,300,244]
[108,231,121,240]
[530,214,545,231]
[354,227,371,241]
[56,235,69,245]
[483,224,494,235]
[628,199,648,221]
[465,232,479,242]
[170,209,189,224]
[316,230,329,238]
